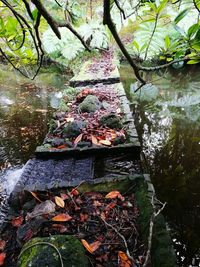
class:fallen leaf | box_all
[0,253,6,266]
[27,200,56,219]
[57,145,67,149]
[90,240,101,252]
[74,133,83,145]
[11,215,23,227]
[29,191,42,203]
[81,239,101,254]
[105,201,117,212]
[118,251,132,267]
[91,135,99,145]
[70,188,79,196]
[80,213,89,222]
[55,196,65,208]
[99,140,111,146]
[65,117,74,122]
[52,213,72,222]
[0,240,6,251]
[105,191,124,201]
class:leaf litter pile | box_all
[43,83,128,150]
[1,186,147,266]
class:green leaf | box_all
[157,0,168,14]
[187,59,200,64]
[132,40,140,51]
[187,24,199,39]
[174,8,190,24]
[165,35,170,49]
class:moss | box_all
[79,95,101,113]
[18,235,89,267]
[99,113,123,129]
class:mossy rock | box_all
[79,95,101,113]
[17,235,89,267]
[99,113,123,129]
[62,121,86,138]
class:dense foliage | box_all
[0,0,200,79]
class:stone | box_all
[62,121,86,138]
[99,113,122,129]
[18,235,89,267]
[79,95,101,113]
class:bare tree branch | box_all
[103,0,146,85]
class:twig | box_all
[143,195,167,267]
[18,241,64,267]
[101,216,133,260]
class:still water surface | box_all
[120,64,200,266]
[0,64,69,193]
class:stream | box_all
[120,63,200,267]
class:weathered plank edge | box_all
[35,142,141,159]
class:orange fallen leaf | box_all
[70,188,79,196]
[0,252,6,266]
[99,140,111,146]
[0,240,6,251]
[74,133,83,145]
[30,191,42,203]
[91,135,99,145]
[55,196,65,208]
[52,213,72,222]
[105,191,124,201]
[57,145,67,149]
[81,239,101,254]
[105,201,117,212]
[118,251,132,267]
[11,215,24,227]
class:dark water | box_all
[0,64,70,192]
[119,64,200,267]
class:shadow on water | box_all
[119,63,200,266]
[0,64,71,212]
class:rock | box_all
[18,235,89,267]
[99,113,122,129]
[79,95,101,113]
[26,200,56,219]
[62,121,86,138]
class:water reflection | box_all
[120,64,200,266]
[0,64,70,169]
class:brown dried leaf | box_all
[65,117,74,122]
[11,215,23,227]
[30,191,42,202]
[52,213,72,222]
[70,188,79,196]
[0,253,6,266]
[81,239,101,254]
[105,191,124,201]
[91,135,99,145]
[74,133,83,145]
[55,196,65,208]
[118,251,132,267]
[99,139,111,146]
